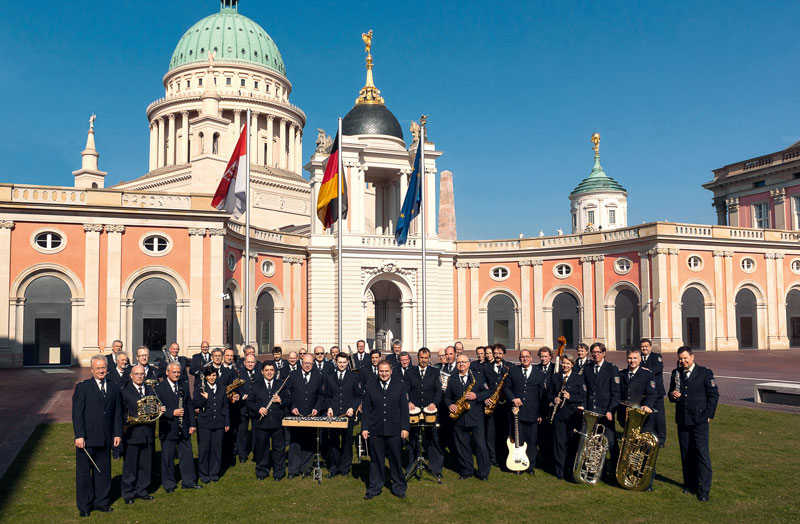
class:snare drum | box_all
[409,407,422,424]
[423,406,438,423]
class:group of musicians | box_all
[72,337,719,515]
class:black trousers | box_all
[327,420,355,475]
[236,412,252,460]
[366,434,406,497]
[288,427,316,476]
[160,437,196,489]
[197,427,224,481]
[254,427,286,479]
[552,412,580,479]
[653,397,667,445]
[121,442,152,499]
[453,423,491,478]
[603,414,617,474]
[406,424,443,476]
[224,409,240,464]
[510,420,538,473]
[75,445,111,513]
[538,419,553,465]
[678,422,712,495]
[491,405,510,467]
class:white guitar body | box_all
[505,406,530,471]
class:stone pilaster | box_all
[188,228,206,352]
[455,263,468,339]
[168,113,176,166]
[638,250,652,338]
[0,221,13,353]
[104,224,125,346]
[279,119,287,170]
[180,111,189,164]
[209,228,225,347]
[726,197,740,227]
[468,263,480,340]
[156,117,165,168]
[83,224,104,353]
[771,188,787,230]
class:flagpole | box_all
[337,117,344,353]
[245,108,251,347]
[420,124,427,348]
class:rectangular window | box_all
[198,78,203,87]
[572,213,577,229]
[241,78,246,87]
[795,197,800,229]
[754,202,770,228]
[587,210,595,225]
[254,81,259,89]
[186,80,190,89]
[753,180,765,188]
[226,77,232,86]
[608,209,616,224]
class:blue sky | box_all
[2,0,799,239]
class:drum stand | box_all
[302,427,324,484]
[405,421,441,483]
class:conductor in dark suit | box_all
[155,362,201,492]
[285,353,325,478]
[446,355,492,480]
[120,365,159,504]
[669,347,719,502]
[548,355,586,480]
[72,355,123,517]
[361,360,410,499]
[640,338,667,446]
[248,361,287,480]
[503,350,547,474]
[584,342,620,474]
[323,353,362,477]
[406,348,443,477]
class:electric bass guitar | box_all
[505,406,530,472]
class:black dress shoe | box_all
[364,493,376,500]
[340,472,349,477]
[682,488,695,495]
[239,458,248,463]
[124,499,135,505]
[257,476,266,481]
[325,472,337,478]
[79,511,91,517]
[274,476,283,482]
[182,484,203,489]
[697,494,709,502]
[137,495,154,501]
[476,476,488,481]
[165,487,175,494]
[288,474,297,479]
[394,492,406,499]
[645,487,654,492]
[459,475,470,480]
[96,507,114,513]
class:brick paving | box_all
[0,348,798,480]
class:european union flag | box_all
[395,144,423,245]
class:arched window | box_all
[736,288,757,349]
[256,292,275,354]
[681,287,705,350]
[198,132,205,154]
[132,277,177,354]
[23,276,72,366]
[212,133,219,155]
[487,294,516,349]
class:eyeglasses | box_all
[314,352,324,355]
[131,372,144,376]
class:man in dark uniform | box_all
[285,353,325,478]
[584,342,620,475]
[484,343,512,467]
[285,351,300,374]
[437,345,457,458]
[574,343,591,373]
[392,351,413,385]
[503,349,547,474]
[640,338,667,447]
[72,355,123,517]
[235,353,258,463]
[385,340,403,368]
[618,347,658,490]
[669,346,719,502]
[548,355,586,480]
[157,343,189,384]
[107,352,131,390]
[237,345,262,375]
[249,361,288,481]
[312,345,328,374]
[271,346,288,374]
[190,340,212,378]
[446,355,492,480]
[105,339,126,371]
[120,365,158,504]
[537,346,556,466]
[323,353,362,477]
[470,347,486,373]
[361,360,410,499]
[220,347,242,465]
[363,349,382,386]
[193,367,230,483]
[134,347,158,384]
[353,339,370,369]
[155,362,202,493]
[406,347,443,478]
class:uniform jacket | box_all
[155,380,195,440]
[192,382,230,429]
[235,366,260,415]
[641,351,666,398]
[385,353,401,368]
[72,378,123,447]
[484,360,512,389]
[157,355,190,383]
[407,365,442,408]
[121,382,156,444]
[668,365,719,426]
[107,366,131,390]
[537,362,556,390]
[248,377,288,429]
[618,368,658,409]
[352,352,370,370]
[189,352,213,377]
[285,368,325,415]
[584,360,621,415]
[361,379,410,436]
[445,371,491,428]
[392,365,414,386]
[322,369,362,416]
[503,366,548,424]
[548,371,587,422]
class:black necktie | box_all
[100,380,106,397]
[139,386,144,398]
[249,371,254,381]
[304,373,310,384]
[338,372,344,383]
[267,381,272,391]
[523,368,529,380]
[496,365,501,374]
[420,368,425,380]
[173,383,178,395]
[382,382,388,392]
[373,366,378,375]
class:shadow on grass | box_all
[0,424,51,515]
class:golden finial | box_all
[355,29,385,105]
[591,132,600,156]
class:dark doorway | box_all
[23,276,72,366]
[735,288,757,349]
[133,278,177,354]
[256,292,275,354]
[681,287,705,350]
[614,289,640,351]
[786,289,800,347]
[366,281,402,351]
[488,294,516,349]
[686,317,701,348]
[143,318,167,356]
[552,292,580,349]
[34,318,60,366]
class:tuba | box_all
[615,401,660,491]
[127,395,164,425]
[572,410,609,485]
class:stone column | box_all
[251,112,259,164]
[208,229,225,347]
[774,253,788,348]
[594,255,606,342]
[469,263,480,340]
[156,117,165,168]
[649,248,671,350]
[456,263,468,339]
[724,252,736,347]
[580,256,594,341]
[149,122,157,171]
[726,197,740,227]
[712,251,727,350]
[279,119,287,170]
[83,224,104,353]
[0,221,13,353]
[292,257,302,341]
[188,228,206,353]
[639,251,652,338]
[531,259,544,345]
[772,188,787,230]
[295,129,302,174]
[288,124,296,175]
[266,116,274,168]
[104,225,125,345]
[234,110,241,136]
[168,113,176,166]
[180,111,189,164]
[669,249,681,346]
[519,260,532,342]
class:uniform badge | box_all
[710,379,717,388]
[614,376,620,384]
[657,356,662,362]
[650,380,656,389]
[583,384,587,391]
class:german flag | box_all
[316,133,348,228]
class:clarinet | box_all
[673,367,682,401]
[549,374,569,424]
[177,383,184,430]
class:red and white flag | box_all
[211,123,248,218]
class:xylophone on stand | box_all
[282,416,348,483]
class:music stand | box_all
[302,427,324,484]
[405,420,441,483]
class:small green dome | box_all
[570,155,627,195]
[169,6,285,76]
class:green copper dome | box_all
[169,4,285,76]
[570,155,627,195]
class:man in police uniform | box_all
[406,347,443,478]
[485,343,512,467]
[640,338,667,447]
[235,354,258,463]
[503,349,547,474]
[157,343,189,384]
[249,361,287,481]
[618,347,658,490]
[353,339,370,369]
[392,351,414,385]
[72,355,123,517]
[190,340,212,379]
[323,353,362,477]
[669,346,719,502]
[120,365,158,504]
[583,342,620,475]
[134,347,158,383]
[385,340,403,368]
[361,360,410,499]
[285,353,325,478]
[446,355,492,480]
[105,340,126,371]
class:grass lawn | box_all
[0,402,798,524]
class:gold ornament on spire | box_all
[591,132,600,155]
[355,29,385,105]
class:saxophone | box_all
[615,401,660,491]
[572,409,609,485]
[484,367,509,416]
[449,371,476,420]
